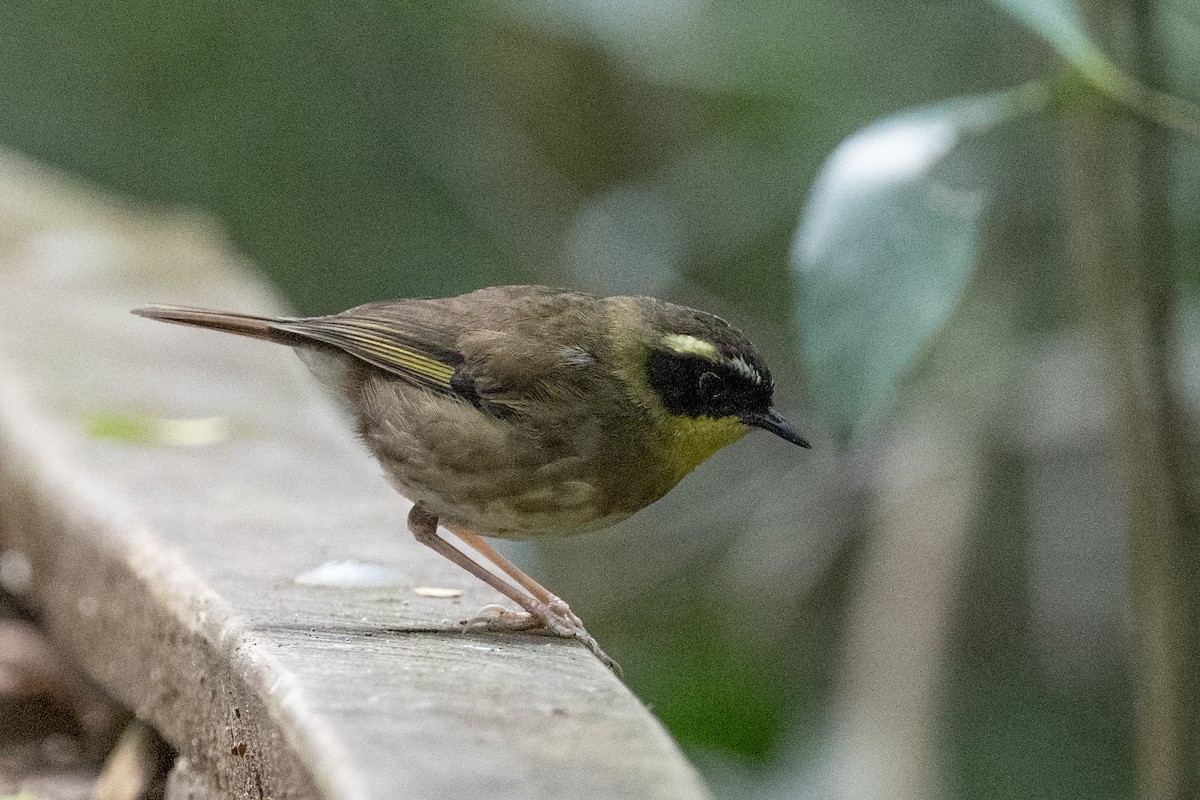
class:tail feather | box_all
[131,305,303,345]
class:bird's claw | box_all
[460,598,620,674]
[462,604,542,631]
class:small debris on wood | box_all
[412,587,463,599]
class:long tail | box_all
[131,305,305,345]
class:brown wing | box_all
[276,304,465,396]
[137,287,608,415]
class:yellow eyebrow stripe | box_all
[661,333,718,359]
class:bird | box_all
[132,285,810,669]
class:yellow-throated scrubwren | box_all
[134,285,809,668]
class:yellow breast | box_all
[661,414,749,483]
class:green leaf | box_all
[990,0,1200,139]
[792,89,1039,432]
[987,0,1122,93]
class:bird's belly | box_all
[356,380,649,539]
[389,467,633,540]
[440,491,631,540]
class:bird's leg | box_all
[443,526,616,671]
[445,528,582,627]
[406,506,617,670]
[408,505,549,626]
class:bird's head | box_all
[612,298,809,480]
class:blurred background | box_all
[1,1,1198,798]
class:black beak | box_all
[740,408,811,448]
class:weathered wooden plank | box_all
[0,152,712,800]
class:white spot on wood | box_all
[155,416,232,447]
[294,560,407,588]
[413,586,464,599]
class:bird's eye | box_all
[698,371,726,400]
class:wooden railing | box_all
[0,152,711,800]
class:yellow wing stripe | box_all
[342,321,456,377]
[334,329,455,383]
[291,318,458,390]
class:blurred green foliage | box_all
[2,0,1198,797]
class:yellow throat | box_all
[661,413,749,482]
